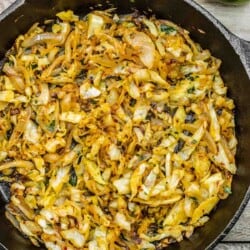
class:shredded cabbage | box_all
[0,9,237,250]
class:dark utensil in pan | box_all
[0,0,249,249]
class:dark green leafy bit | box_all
[187,86,195,94]
[70,139,78,150]
[216,108,223,116]
[185,111,196,124]
[136,154,149,161]
[186,73,198,81]
[212,75,216,81]
[30,62,38,70]
[44,177,50,187]
[174,139,185,153]
[164,105,178,117]
[191,139,197,144]
[7,60,14,67]
[190,197,198,203]
[89,99,98,105]
[147,223,159,236]
[69,167,77,186]
[105,75,121,81]
[120,233,128,241]
[76,69,87,81]
[47,120,56,132]
[138,155,145,161]
[130,98,137,107]
[146,110,156,120]
[183,130,192,136]
[224,186,232,194]
[160,24,176,34]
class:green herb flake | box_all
[31,62,38,70]
[90,99,97,105]
[47,120,56,132]
[174,139,185,153]
[146,110,155,120]
[187,86,195,94]
[138,155,146,161]
[130,98,137,107]
[224,186,232,194]
[69,167,78,186]
[190,197,198,203]
[187,76,195,81]
[186,74,198,81]
[8,60,14,67]
[160,24,176,34]
[191,139,197,145]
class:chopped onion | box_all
[51,166,70,193]
[125,32,156,68]
[59,111,83,124]
[80,83,101,99]
[128,81,140,99]
[61,229,85,248]
[207,102,220,142]
[87,14,104,38]
[133,104,150,122]
[115,213,131,231]
[108,144,121,161]
[212,143,236,174]
[143,19,158,36]
[24,120,40,144]
[22,23,70,48]
[113,176,130,195]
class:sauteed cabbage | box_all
[0,10,237,249]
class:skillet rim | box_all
[0,1,249,249]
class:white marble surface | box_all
[0,0,250,249]
[196,0,250,41]
[0,0,15,13]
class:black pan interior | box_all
[0,0,250,249]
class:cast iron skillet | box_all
[0,0,250,249]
